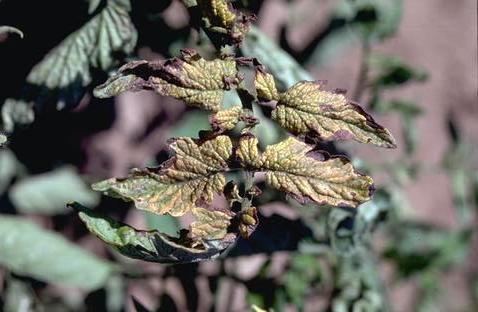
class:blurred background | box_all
[0,0,477,311]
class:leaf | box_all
[241,26,313,90]
[195,0,254,46]
[1,98,35,133]
[254,67,279,102]
[0,215,114,290]
[94,49,241,112]
[144,212,180,236]
[268,80,396,148]
[92,135,233,216]
[0,26,23,38]
[74,203,236,263]
[16,0,137,111]
[0,133,6,146]
[210,105,244,131]
[190,206,233,241]
[9,166,100,215]
[4,278,37,312]
[238,135,374,208]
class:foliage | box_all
[0,0,476,311]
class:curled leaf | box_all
[238,136,374,208]
[195,0,254,45]
[93,135,233,216]
[269,80,396,148]
[0,26,23,39]
[94,49,241,111]
[74,203,236,263]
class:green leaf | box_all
[369,54,427,89]
[1,98,35,133]
[9,166,100,215]
[241,26,313,90]
[144,212,180,236]
[10,0,137,111]
[74,203,236,263]
[0,215,114,290]
[4,277,38,312]
[94,49,241,112]
[168,110,210,138]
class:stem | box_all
[353,39,371,102]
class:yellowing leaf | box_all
[271,81,396,148]
[24,0,137,110]
[92,135,233,216]
[210,105,243,131]
[255,68,279,102]
[190,207,233,241]
[238,136,374,208]
[236,134,263,168]
[196,0,253,45]
[94,49,241,112]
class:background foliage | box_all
[0,0,477,311]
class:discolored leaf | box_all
[238,136,374,208]
[13,0,137,111]
[210,105,243,131]
[192,0,254,46]
[74,203,236,263]
[267,80,396,148]
[0,215,114,290]
[254,67,279,102]
[93,135,233,216]
[94,49,241,112]
[190,206,234,241]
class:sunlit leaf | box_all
[94,49,241,112]
[238,135,374,208]
[190,206,233,241]
[0,215,114,290]
[210,105,244,131]
[254,66,279,102]
[14,0,137,111]
[268,80,396,148]
[93,135,233,216]
[75,203,236,263]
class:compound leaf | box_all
[94,49,241,112]
[92,135,233,216]
[269,80,396,148]
[19,0,137,111]
[74,203,236,263]
[0,215,114,290]
[238,136,374,208]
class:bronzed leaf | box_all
[210,105,243,131]
[190,206,233,241]
[92,135,233,216]
[94,49,241,112]
[74,203,236,263]
[238,135,374,208]
[266,80,396,148]
[195,0,254,45]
